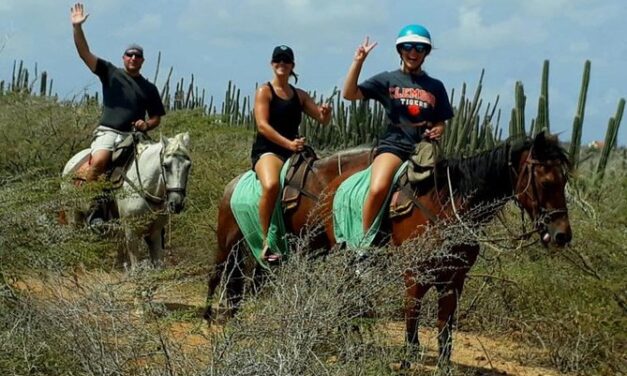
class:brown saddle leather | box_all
[389,169,438,222]
[282,146,318,212]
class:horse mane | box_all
[437,142,512,202]
[437,132,570,203]
[163,134,191,158]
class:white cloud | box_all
[452,6,546,50]
[114,14,162,37]
[177,0,387,46]
[568,40,590,54]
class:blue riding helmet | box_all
[396,24,432,54]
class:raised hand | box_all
[319,103,332,124]
[70,3,89,26]
[354,36,377,62]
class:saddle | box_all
[107,133,146,188]
[282,145,318,211]
[389,141,438,220]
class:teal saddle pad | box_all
[333,162,408,248]
[230,162,291,267]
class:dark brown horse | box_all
[205,131,572,366]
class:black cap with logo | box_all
[272,45,294,63]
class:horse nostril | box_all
[555,232,571,246]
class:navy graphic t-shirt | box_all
[358,69,453,148]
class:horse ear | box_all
[534,130,547,149]
[181,132,191,148]
[531,131,545,159]
[533,130,560,159]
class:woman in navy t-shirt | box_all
[342,24,454,235]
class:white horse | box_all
[62,132,192,269]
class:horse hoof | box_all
[88,218,107,235]
[203,309,212,322]
[389,360,412,371]
[436,362,453,376]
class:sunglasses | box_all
[124,52,144,59]
[272,57,293,64]
[400,43,428,53]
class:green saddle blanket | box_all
[230,162,291,267]
[333,162,408,248]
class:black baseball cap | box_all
[272,45,294,63]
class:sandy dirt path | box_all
[11,270,569,376]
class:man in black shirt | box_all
[70,2,165,228]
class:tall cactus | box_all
[510,81,526,138]
[568,60,591,168]
[533,60,550,135]
[595,98,625,182]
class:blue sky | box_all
[1,0,625,144]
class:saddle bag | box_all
[407,140,436,184]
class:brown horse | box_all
[204,131,572,366]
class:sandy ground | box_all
[11,270,570,376]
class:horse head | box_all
[160,132,192,214]
[511,131,572,247]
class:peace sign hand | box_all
[354,36,377,62]
[70,3,89,26]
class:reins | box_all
[442,141,566,250]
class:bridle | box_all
[159,148,190,199]
[509,146,569,237]
[126,138,191,208]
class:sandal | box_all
[265,252,282,263]
[261,243,282,263]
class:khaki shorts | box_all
[90,126,130,155]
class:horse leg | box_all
[203,259,226,322]
[124,229,141,272]
[204,205,244,323]
[434,244,479,368]
[224,243,246,315]
[144,227,165,268]
[403,269,431,365]
[434,276,465,370]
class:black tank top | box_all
[251,82,303,163]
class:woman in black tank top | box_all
[252,45,332,262]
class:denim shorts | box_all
[374,129,417,161]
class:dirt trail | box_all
[12,270,569,376]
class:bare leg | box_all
[84,149,112,229]
[86,149,111,181]
[254,154,284,260]
[363,152,403,233]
